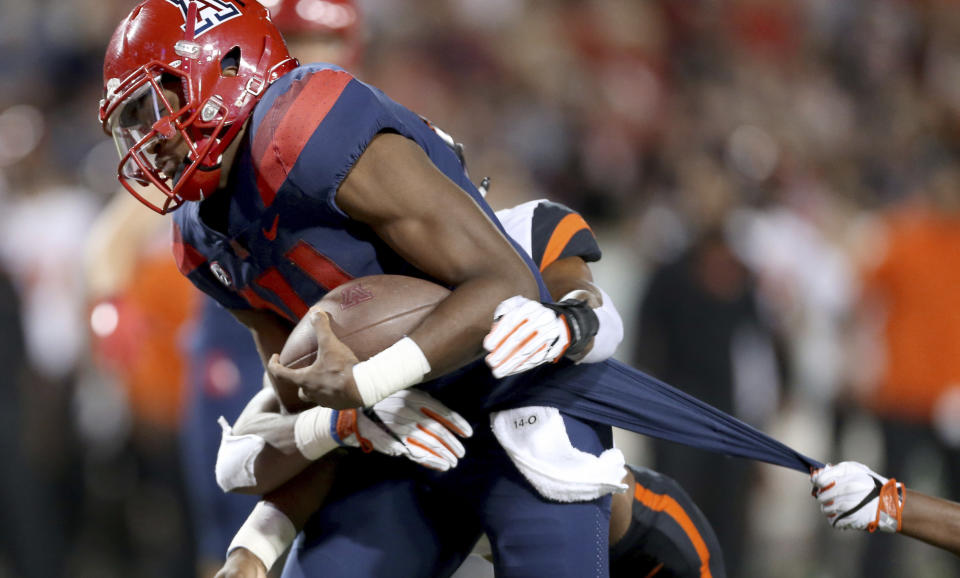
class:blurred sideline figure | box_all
[635,162,783,578]
[843,166,960,577]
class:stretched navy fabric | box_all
[514,359,822,473]
[172,63,823,475]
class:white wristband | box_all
[579,287,624,364]
[352,337,431,407]
[227,501,297,571]
[294,406,339,460]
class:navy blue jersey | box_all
[172,64,546,323]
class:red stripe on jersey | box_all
[539,213,592,272]
[253,70,353,206]
[286,241,354,291]
[238,286,296,323]
[171,222,206,275]
[254,268,309,319]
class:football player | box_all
[100,2,820,576]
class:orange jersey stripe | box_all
[539,213,592,271]
[634,482,713,578]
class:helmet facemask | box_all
[103,59,232,214]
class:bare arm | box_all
[540,256,602,308]
[337,133,539,376]
[271,133,539,409]
[901,490,960,556]
[229,308,308,413]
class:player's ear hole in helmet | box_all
[221,47,241,78]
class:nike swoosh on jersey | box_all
[263,214,279,240]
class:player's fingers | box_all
[407,426,459,467]
[491,341,549,378]
[268,354,303,383]
[485,300,547,351]
[483,317,530,356]
[419,405,473,438]
[405,439,452,471]
[417,420,466,458]
[308,310,338,347]
[487,328,541,372]
[492,295,533,320]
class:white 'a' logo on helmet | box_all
[165,0,241,37]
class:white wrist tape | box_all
[227,501,297,571]
[294,406,339,460]
[352,337,431,407]
[579,287,624,364]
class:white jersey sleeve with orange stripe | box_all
[495,199,601,273]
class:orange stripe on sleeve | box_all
[634,482,713,578]
[539,213,592,272]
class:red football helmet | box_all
[99,0,297,214]
[264,0,363,69]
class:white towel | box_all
[215,416,265,492]
[491,406,628,502]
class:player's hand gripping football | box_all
[355,389,474,471]
[215,547,267,578]
[268,309,363,409]
[811,461,905,533]
[483,296,572,378]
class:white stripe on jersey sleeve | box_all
[494,199,545,262]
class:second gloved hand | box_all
[483,296,570,378]
[811,461,904,533]
[338,389,474,471]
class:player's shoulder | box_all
[251,63,357,137]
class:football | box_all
[278,275,450,367]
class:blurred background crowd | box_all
[1,0,960,576]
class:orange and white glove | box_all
[358,389,474,471]
[295,390,473,471]
[483,296,572,378]
[811,461,905,533]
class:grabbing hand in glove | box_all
[811,461,905,533]
[483,295,598,378]
[296,389,473,471]
[354,389,474,471]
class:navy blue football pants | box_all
[282,413,612,578]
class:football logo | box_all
[165,0,241,37]
[339,283,374,310]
